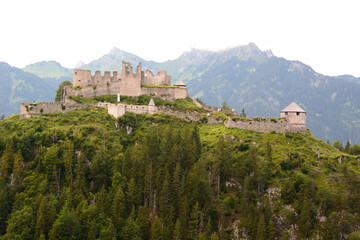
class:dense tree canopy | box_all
[0,108,359,239]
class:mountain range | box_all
[1,43,360,144]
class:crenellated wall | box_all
[73,62,171,88]
[73,70,121,87]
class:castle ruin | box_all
[66,62,184,100]
[19,61,307,135]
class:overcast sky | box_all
[1,0,359,77]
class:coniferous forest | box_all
[0,107,360,239]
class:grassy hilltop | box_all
[0,108,359,239]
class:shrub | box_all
[200,117,208,124]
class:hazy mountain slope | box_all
[80,48,161,74]
[0,62,62,116]
[22,60,72,79]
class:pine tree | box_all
[136,205,151,240]
[35,196,57,239]
[126,178,137,212]
[299,199,314,238]
[64,140,75,187]
[123,216,142,240]
[112,185,126,231]
[256,213,266,240]
[0,180,11,235]
[173,219,182,240]
[0,142,14,179]
[266,218,276,240]
[151,216,163,240]
[13,149,24,187]
[188,202,200,239]
[49,202,80,240]
[345,140,351,153]
[240,108,246,117]
[99,218,117,240]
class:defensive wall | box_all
[20,101,95,119]
[64,85,189,101]
[20,100,307,134]
[107,102,157,118]
[225,117,307,134]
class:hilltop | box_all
[0,108,359,239]
[10,43,360,144]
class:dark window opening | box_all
[296,112,300,115]
[285,112,288,115]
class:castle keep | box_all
[66,62,185,100]
[19,61,307,134]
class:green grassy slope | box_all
[0,108,359,239]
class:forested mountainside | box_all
[0,108,359,239]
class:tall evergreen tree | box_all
[112,185,127,232]
[151,216,163,240]
[0,142,14,180]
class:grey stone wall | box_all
[20,102,100,119]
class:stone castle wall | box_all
[141,87,189,101]
[64,85,188,101]
[20,102,98,119]
[73,62,171,88]
[225,117,307,134]
[20,101,307,135]
[108,103,157,118]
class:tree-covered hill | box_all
[0,108,359,239]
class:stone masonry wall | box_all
[65,85,188,101]
[21,101,306,135]
[20,102,100,119]
[225,118,307,134]
[141,87,189,101]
